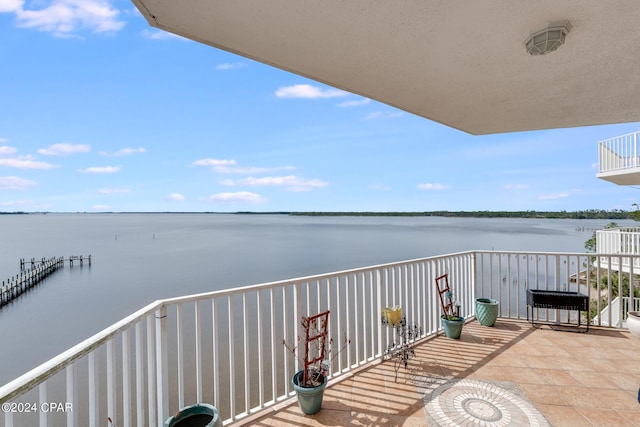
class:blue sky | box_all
[1,1,640,213]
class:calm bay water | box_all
[0,213,629,385]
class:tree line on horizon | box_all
[291,209,633,219]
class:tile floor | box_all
[246,319,640,426]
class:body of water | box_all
[0,213,628,385]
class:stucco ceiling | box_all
[131,1,640,135]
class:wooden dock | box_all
[1,255,92,307]
[19,254,91,270]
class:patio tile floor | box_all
[246,319,640,426]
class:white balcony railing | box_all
[596,227,640,272]
[0,250,637,426]
[598,131,640,174]
[597,131,640,185]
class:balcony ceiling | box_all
[131,1,640,135]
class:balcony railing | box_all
[597,131,640,185]
[0,250,637,426]
[596,227,640,272]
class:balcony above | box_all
[597,131,640,185]
[130,1,640,135]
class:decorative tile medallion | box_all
[423,378,550,426]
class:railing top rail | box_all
[161,250,476,305]
[0,299,163,403]
[474,250,592,256]
[597,227,640,233]
[599,131,640,145]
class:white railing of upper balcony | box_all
[1,250,638,426]
[598,130,640,174]
[596,228,640,271]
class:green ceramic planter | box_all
[475,297,499,327]
[164,403,221,427]
[441,316,464,339]
[292,370,327,415]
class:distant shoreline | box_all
[289,210,632,219]
[0,210,633,220]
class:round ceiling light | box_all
[524,21,571,56]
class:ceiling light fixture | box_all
[524,21,571,56]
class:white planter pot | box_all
[627,311,640,338]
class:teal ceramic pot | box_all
[441,316,464,339]
[164,403,221,427]
[475,298,499,327]
[292,370,327,415]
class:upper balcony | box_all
[597,131,640,185]
[596,227,640,273]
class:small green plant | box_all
[443,290,463,321]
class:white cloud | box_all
[275,84,348,99]
[0,176,37,190]
[364,112,382,120]
[79,166,120,173]
[13,0,126,38]
[207,191,265,203]
[191,158,236,167]
[91,204,110,210]
[364,111,403,120]
[0,200,27,207]
[0,146,18,156]
[0,199,51,209]
[0,158,57,169]
[212,165,296,174]
[537,193,569,200]
[192,158,295,175]
[99,147,146,157]
[220,179,235,186]
[504,184,529,190]
[232,175,329,192]
[38,142,90,156]
[337,98,371,108]
[141,28,182,40]
[216,62,247,70]
[166,193,184,201]
[97,187,130,194]
[0,0,21,13]
[417,183,448,190]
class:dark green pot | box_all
[164,403,221,427]
[292,370,327,415]
[441,316,464,339]
[475,298,499,327]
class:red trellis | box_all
[435,273,454,319]
[301,310,329,385]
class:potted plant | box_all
[435,274,465,339]
[163,403,222,427]
[475,297,500,327]
[283,310,349,415]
